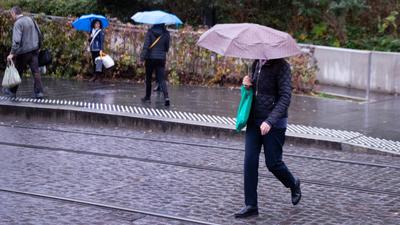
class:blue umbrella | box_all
[131,10,183,25]
[72,14,109,32]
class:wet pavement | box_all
[7,78,400,141]
[0,192,147,225]
[0,118,399,225]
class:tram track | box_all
[0,140,399,197]
[0,187,219,225]
[0,123,398,170]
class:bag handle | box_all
[7,60,15,67]
[149,35,162,49]
[90,29,101,47]
[31,17,43,48]
[99,51,107,58]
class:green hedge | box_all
[0,12,318,93]
[0,13,90,78]
[1,0,398,52]
[0,0,100,17]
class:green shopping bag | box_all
[235,85,253,132]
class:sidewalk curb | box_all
[0,100,398,157]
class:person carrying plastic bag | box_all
[2,61,21,90]
[4,6,44,99]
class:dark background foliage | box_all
[1,0,399,51]
[0,0,398,93]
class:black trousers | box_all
[10,49,43,94]
[244,122,296,206]
[145,59,169,99]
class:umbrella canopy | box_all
[197,23,301,60]
[72,14,109,32]
[131,10,183,25]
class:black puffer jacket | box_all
[140,24,170,61]
[249,59,292,127]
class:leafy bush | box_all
[0,9,13,71]
[289,47,319,93]
[0,0,100,17]
[0,12,90,77]
[0,12,318,93]
[1,0,399,51]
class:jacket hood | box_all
[150,24,167,36]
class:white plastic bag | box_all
[2,61,21,88]
[96,54,115,69]
[40,66,47,74]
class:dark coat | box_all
[140,24,170,61]
[249,59,292,127]
[89,30,104,52]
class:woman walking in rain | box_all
[88,19,105,82]
[140,23,170,106]
[234,58,302,218]
[197,23,303,219]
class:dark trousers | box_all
[244,122,296,206]
[145,59,169,99]
[10,50,43,95]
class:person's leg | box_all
[235,122,261,218]
[10,53,28,95]
[262,128,296,189]
[154,59,169,105]
[90,51,100,81]
[28,50,43,97]
[143,59,154,101]
[243,123,263,207]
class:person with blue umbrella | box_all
[133,11,182,107]
[72,14,108,82]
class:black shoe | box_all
[164,98,170,107]
[291,178,301,205]
[234,205,258,218]
[141,97,151,103]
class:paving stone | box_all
[0,119,399,224]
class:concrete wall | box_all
[370,51,400,94]
[309,45,400,94]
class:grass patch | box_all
[309,91,366,103]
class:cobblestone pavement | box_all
[0,192,198,225]
[0,118,399,224]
